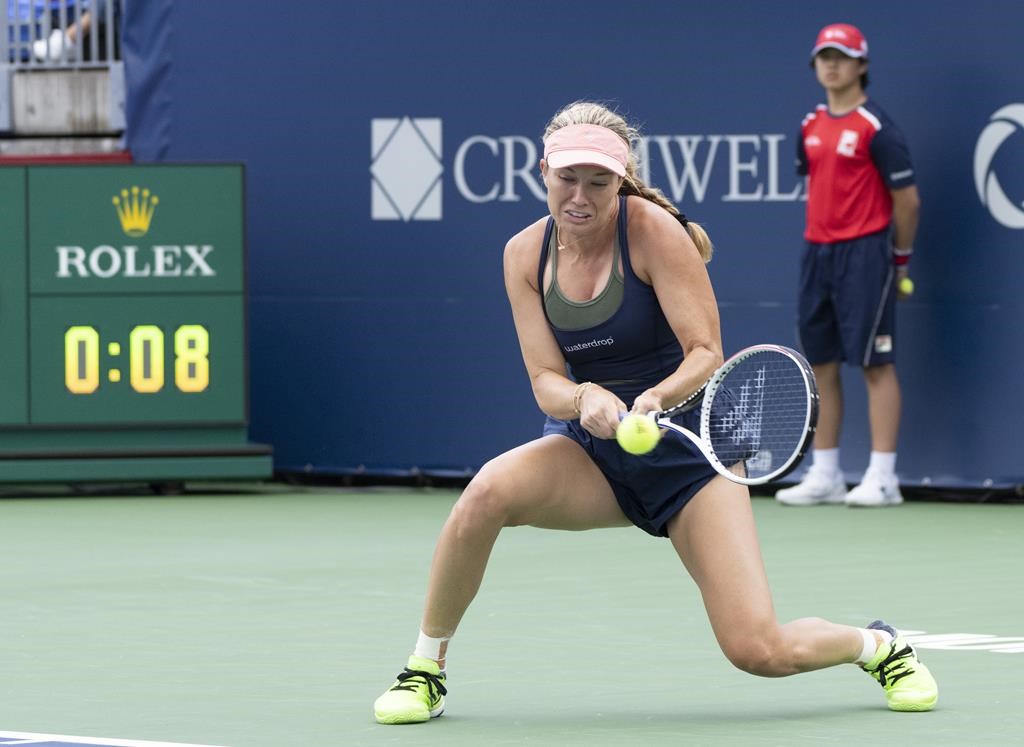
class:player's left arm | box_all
[870,117,919,273]
[625,197,723,415]
[890,184,920,276]
[892,187,925,295]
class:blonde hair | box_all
[543,101,713,262]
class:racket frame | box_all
[653,344,818,486]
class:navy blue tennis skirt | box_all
[542,409,718,537]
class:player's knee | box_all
[722,641,774,676]
[720,636,790,677]
[449,469,513,532]
[863,362,896,383]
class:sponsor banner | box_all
[974,104,1024,229]
[122,2,1024,482]
[370,117,806,222]
[29,166,243,294]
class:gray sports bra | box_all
[543,227,624,331]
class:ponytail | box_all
[620,175,713,263]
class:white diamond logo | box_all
[371,117,443,221]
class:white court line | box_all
[902,630,1024,654]
[0,733,229,747]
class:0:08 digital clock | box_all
[65,323,210,394]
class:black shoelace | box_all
[867,640,915,686]
[391,667,448,700]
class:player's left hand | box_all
[630,390,664,419]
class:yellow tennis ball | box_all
[616,413,660,455]
[899,276,914,295]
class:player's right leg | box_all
[374,434,629,724]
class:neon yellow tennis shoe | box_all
[374,655,447,724]
[861,620,938,712]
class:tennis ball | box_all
[616,413,660,455]
[899,276,914,296]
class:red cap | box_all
[811,23,868,59]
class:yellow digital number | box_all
[175,325,209,393]
[130,325,165,393]
[65,326,100,394]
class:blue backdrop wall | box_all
[123,0,1024,488]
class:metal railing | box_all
[3,0,120,68]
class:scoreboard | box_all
[0,164,271,484]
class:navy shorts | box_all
[797,229,897,367]
[542,409,717,538]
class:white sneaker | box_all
[845,470,904,507]
[774,468,847,506]
[33,30,75,62]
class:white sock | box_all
[414,630,449,662]
[855,627,892,664]
[812,448,840,477]
[868,451,897,478]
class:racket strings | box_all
[706,355,814,481]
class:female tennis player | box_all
[373,101,937,724]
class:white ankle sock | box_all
[867,451,897,478]
[414,630,449,661]
[812,448,840,477]
[856,627,892,664]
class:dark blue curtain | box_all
[122,0,172,159]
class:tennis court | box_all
[1,484,1020,746]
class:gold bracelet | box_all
[572,382,593,414]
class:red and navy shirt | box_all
[797,99,915,243]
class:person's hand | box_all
[630,389,664,420]
[578,385,628,439]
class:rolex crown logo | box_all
[113,186,159,237]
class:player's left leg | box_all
[668,476,862,675]
[864,362,901,452]
[666,476,936,709]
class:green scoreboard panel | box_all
[0,165,271,484]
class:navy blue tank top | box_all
[538,196,684,404]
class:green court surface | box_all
[1,485,1021,746]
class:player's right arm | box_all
[502,222,625,435]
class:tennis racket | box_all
[648,344,818,485]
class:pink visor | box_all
[543,124,628,176]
